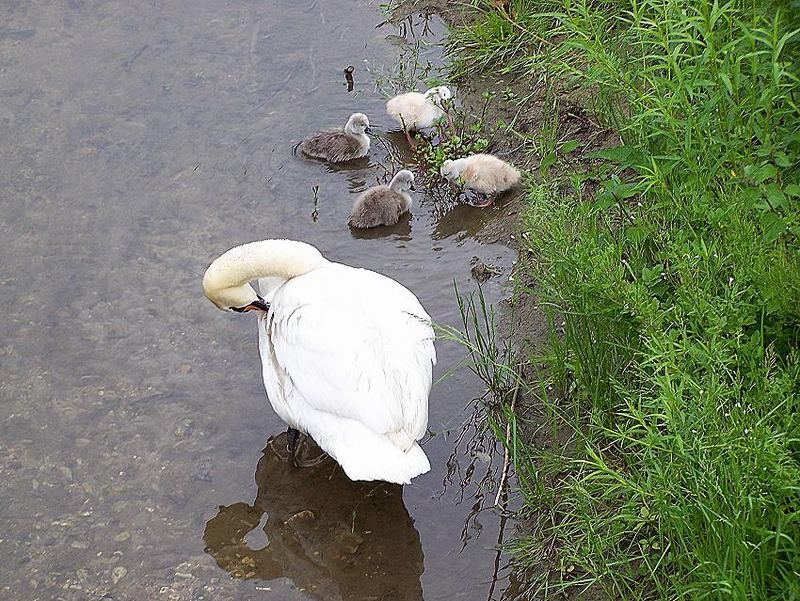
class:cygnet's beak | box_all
[231,297,270,313]
[365,126,373,135]
[410,182,416,191]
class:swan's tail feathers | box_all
[307,417,430,484]
[337,440,430,485]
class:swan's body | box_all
[202,240,436,484]
[300,113,371,163]
[349,170,415,229]
[386,86,452,132]
[440,153,521,196]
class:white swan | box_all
[348,169,415,229]
[387,86,452,143]
[440,153,521,206]
[202,239,436,484]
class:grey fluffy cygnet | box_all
[348,170,415,229]
[300,113,371,163]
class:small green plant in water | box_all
[440,281,518,403]
[413,92,495,175]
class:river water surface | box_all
[0,2,519,600]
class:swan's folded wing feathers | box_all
[268,297,434,444]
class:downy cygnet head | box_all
[425,86,452,105]
[390,169,416,192]
[440,159,462,181]
[345,113,372,136]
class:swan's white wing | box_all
[266,266,435,446]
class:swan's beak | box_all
[410,182,416,191]
[231,298,270,313]
[365,126,373,135]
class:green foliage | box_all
[414,127,490,172]
[448,281,518,400]
[413,98,491,173]
[448,0,800,598]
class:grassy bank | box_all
[447,0,800,598]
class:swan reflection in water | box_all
[203,433,424,601]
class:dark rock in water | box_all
[470,257,496,282]
[343,65,354,92]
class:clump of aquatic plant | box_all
[413,125,490,173]
[413,92,495,176]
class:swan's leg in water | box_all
[286,427,301,468]
[271,428,328,468]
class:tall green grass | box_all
[448,0,800,598]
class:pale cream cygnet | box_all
[440,153,521,205]
[386,86,452,133]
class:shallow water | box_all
[0,2,519,600]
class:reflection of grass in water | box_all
[370,12,444,97]
[370,37,435,97]
[310,185,319,222]
[436,283,528,537]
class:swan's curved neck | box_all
[398,190,413,210]
[203,240,328,310]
